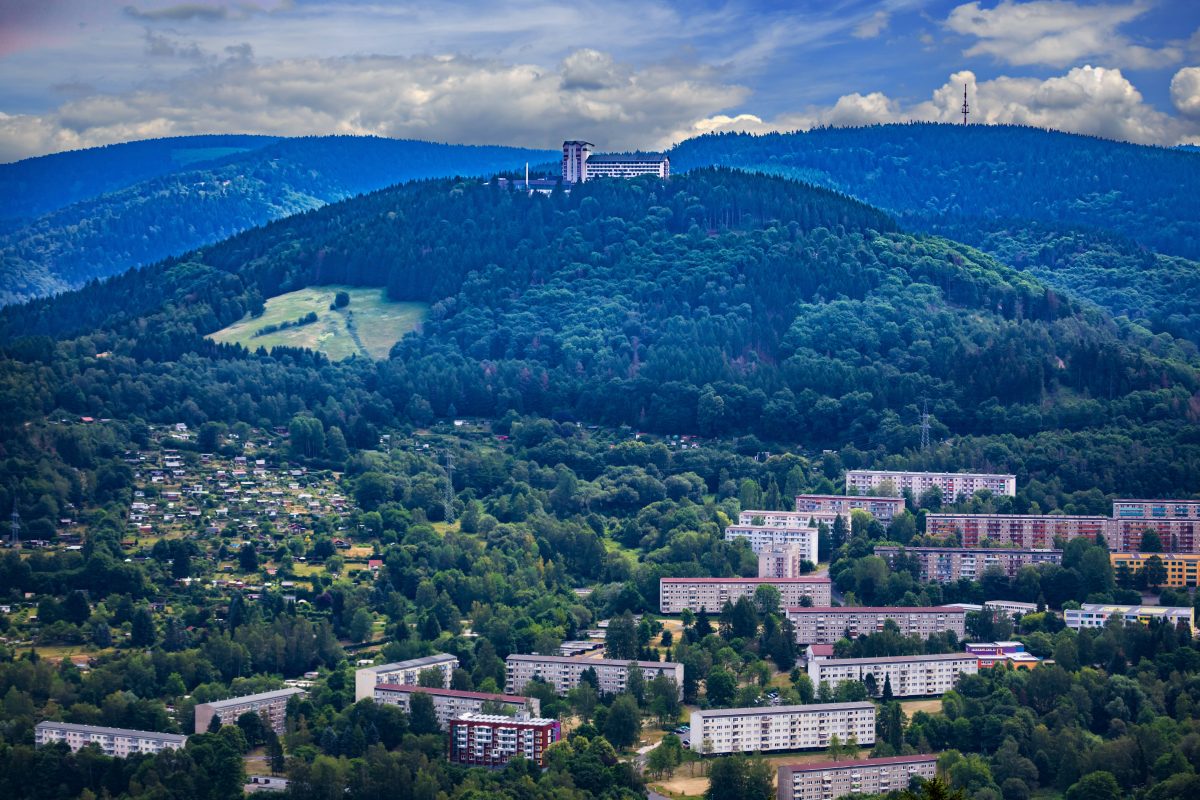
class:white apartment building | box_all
[372,684,539,729]
[505,654,683,697]
[984,600,1038,618]
[689,702,875,755]
[1065,603,1195,633]
[739,510,836,530]
[354,654,459,701]
[794,494,906,524]
[777,754,939,800]
[725,525,820,563]
[659,577,832,614]
[846,470,1016,499]
[807,653,978,698]
[194,687,306,734]
[785,606,967,645]
[759,543,808,579]
[36,721,187,757]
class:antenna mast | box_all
[961,84,970,125]
[9,504,20,548]
[920,400,931,451]
[443,451,456,522]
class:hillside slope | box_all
[671,124,1200,342]
[0,135,556,305]
[3,169,1195,457]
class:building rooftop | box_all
[793,495,903,503]
[374,684,528,703]
[778,753,939,773]
[506,653,680,669]
[586,152,667,163]
[786,606,965,614]
[848,469,1015,477]
[36,720,188,741]
[694,701,874,719]
[1076,604,1193,615]
[361,654,458,673]
[875,545,1063,554]
[927,513,1107,520]
[816,653,977,666]
[199,687,305,709]
[662,577,830,584]
[451,712,556,725]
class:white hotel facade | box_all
[689,702,876,755]
[354,654,459,701]
[35,721,187,757]
[846,469,1016,499]
[659,577,832,614]
[807,653,978,698]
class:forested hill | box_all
[3,169,1198,474]
[671,124,1200,343]
[0,135,556,305]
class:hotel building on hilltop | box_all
[562,140,669,183]
[845,470,1015,499]
[1065,603,1195,634]
[785,606,966,645]
[689,702,875,755]
[354,654,459,701]
[36,721,187,756]
[777,754,939,800]
[505,654,683,697]
[372,684,540,729]
[925,513,1109,549]
[807,653,978,698]
[448,712,561,768]
[194,687,305,734]
[874,545,1063,582]
[1110,552,1200,587]
[725,524,820,563]
[659,576,832,614]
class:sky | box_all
[0,0,1198,161]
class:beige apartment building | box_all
[759,543,808,578]
[505,654,683,697]
[193,687,305,734]
[785,606,966,645]
[725,524,820,563]
[689,702,876,754]
[794,494,905,523]
[777,754,939,800]
[874,545,1063,581]
[372,684,539,729]
[659,577,832,614]
[846,470,1015,498]
[807,653,978,697]
[925,514,1109,549]
[36,721,187,757]
[354,654,459,701]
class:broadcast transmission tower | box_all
[9,504,20,548]
[961,84,970,125]
[443,451,456,523]
[920,400,931,451]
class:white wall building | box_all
[777,754,939,800]
[36,721,187,757]
[794,494,906,524]
[689,702,875,755]
[1065,603,1195,633]
[659,577,832,614]
[725,524,819,563]
[354,654,459,701]
[845,470,1016,499]
[194,687,306,734]
[505,654,682,697]
[785,606,966,645]
[807,653,978,698]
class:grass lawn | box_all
[208,285,427,361]
[32,644,114,662]
[900,698,944,716]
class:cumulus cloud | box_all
[945,0,1181,68]
[1172,66,1200,118]
[679,66,1200,148]
[0,49,748,161]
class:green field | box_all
[208,286,426,361]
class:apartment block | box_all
[875,545,1063,582]
[1109,500,1200,552]
[354,654,459,701]
[194,687,305,734]
[794,494,905,523]
[1065,603,1195,634]
[926,514,1108,549]
[373,684,539,729]
[505,654,683,697]
[777,754,939,800]
[689,702,875,755]
[966,641,1042,670]
[35,721,187,757]
[448,712,561,768]
[807,653,977,698]
[759,544,809,578]
[1111,552,1200,587]
[846,470,1015,499]
[785,606,966,645]
[984,599,1038,618]
[659,577,832,614]
[725,524,820,563]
